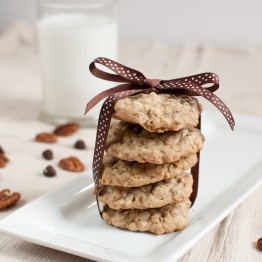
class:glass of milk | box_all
[38,0,118,126]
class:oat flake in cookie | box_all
[113,92,202,133]
[102,200,191,235]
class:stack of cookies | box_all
[98,92,204,234]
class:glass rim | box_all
[38,0,116,10]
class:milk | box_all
[38,14,118,122]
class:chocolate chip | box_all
[43,165,56,177]
[257,237,262,251]
[0,146,5,155]
[42,149,53,160]
[74,140,86,150]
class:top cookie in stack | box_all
[113,92,202,132]
[100,92,204,235]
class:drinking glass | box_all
[38,0,118,126]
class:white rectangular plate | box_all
[0,110,262,262]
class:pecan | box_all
[0,146,5,154]
[53,123,80,137]
[0,154,9,168]
[0,189,21,210]
[59,156,85,172]
[35,133,57,143]
[257,237,262,251]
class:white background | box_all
[0,0,261,43]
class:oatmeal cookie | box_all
[102,200,191,234]
[100,154,197,187]
[113,92,202,132]
[98,172,193,209]
[106,122,204,164]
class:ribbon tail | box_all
[184,86,235,130]
[84,84,134,115]
[201,90,235,130]
[92,88,147,217]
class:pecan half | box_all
[0,189,21,210]
[0,146,5,154]
[35,133,57,143]
[0,154,9,168]
[59,156,85,172]
[257,237,262,251]
[54,123,80,137]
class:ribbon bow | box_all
[85,57,235,216]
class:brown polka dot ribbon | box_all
[85,57,235,217]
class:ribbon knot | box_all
[143,78,161,92]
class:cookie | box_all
[98,172,193,210]
[106,122,204,164]
[113,92,202,133]
[102,200,191,234]
[100,154,197,187]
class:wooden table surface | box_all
[0,23,261,262]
